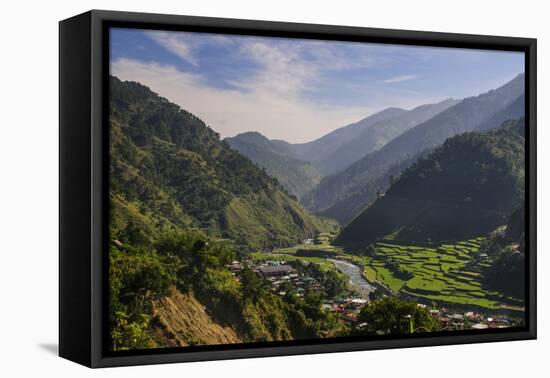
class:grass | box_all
[251,235,518,311]
[250,251,334,270]
[361,237,506,309]
[372,265,406,293]
[272,244,343,254]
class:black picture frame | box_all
[59,9,537,368]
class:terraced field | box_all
[250,234,340,269]
[251,235,522,312]
[357,238,514,309]
[249,251,335,270]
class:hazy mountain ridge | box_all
[334,118,525,247]
[227,100,456,197]
[109,76,331,250]
[318,98,460,175]
[317,154,424,225]
[286,107,407,164]
[226,107,408,197]
[225,132,321,198]
[476,94,525,131]
[303,74,525,222]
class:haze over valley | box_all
[108,27,527,351]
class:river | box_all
[327,258,375,299]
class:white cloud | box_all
[223,38,383,97]
[232,41,316,96]
[110,58,372,143]
[380,74,418,83]
[110,35,443,142]
[146,31,199,66]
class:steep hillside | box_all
[319,98,459,175]
[109,76,333,250]
[335,118,525,247]
[225,107,412,197]
[226,132,321,198]
[318,155,422,225]
[481,204,526,299]
[477,94,525,131]
[152,288,241,347]
[303,74,525,220]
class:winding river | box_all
[327,258,375,298]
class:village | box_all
[228,258,521,333]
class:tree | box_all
[120,220,150,246]
[363,244,376,257]
[109,245,182,350]
[155,231,235,289]
[110,311,152,351]
[358,297,439,335]
[240,265,268,304]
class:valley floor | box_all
[249,233,524,333]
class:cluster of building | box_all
[230,259,322,297]
[427,306,517,330]
[321,298,368,322]
[229,259,370,322]
[229,259,520,331]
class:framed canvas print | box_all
[59,10,536,368]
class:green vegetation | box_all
[304,75,524,224]
[357,297,440,335]
[249,232,343,269]
[107,75,526,351]
[291,260,353,299]
[109,76,335,252]
[110,221,348,350]
[225,132,322,199]
[335,118,525,246]
[482,205,526,299]
[108,76,344,350]
[109,244,181,350]
[350,238,516,310]
[313,99,459,205]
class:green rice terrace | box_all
[250,232,343,270]
[252,234,524,314]
[369,239,494,305]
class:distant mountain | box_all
[317,155,423,225]
[477,94,525,131]
[225,107,407,197]
[225,132,321,198]
[287,107,407,165]
[227,98,457,217]
[334,118,525,247]
[318,98,460,175]
[109,76,333,251]
[303,74,525,223]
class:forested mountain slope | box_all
[109,76,333,251]
[476,94,525,131]
[303,74,525,223]
[226,132,321,198]
[319,98,459,175]
[226,100,455,198]
[108,76,341,351]
[335,118,525,247]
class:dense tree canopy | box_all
[110,76,333,251]
[358,297,440,335]
[335,118,525,246]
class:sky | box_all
[110,28,524,143]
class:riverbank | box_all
[327,258,375,298]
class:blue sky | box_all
[110,28,524,143]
